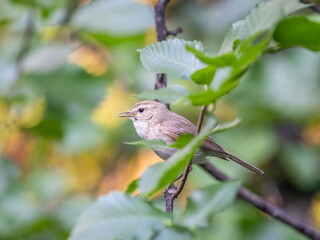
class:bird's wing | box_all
[159,115,226,155]
[160,115,264,174]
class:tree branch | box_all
[154,0,182,90]
[13,9,35,84]
[300,0,320,13]
[199,162,320,240]
[154,0,183,212]
[60,0,79,25]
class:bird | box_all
[119,100,263,174]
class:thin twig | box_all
[172,105,207,199]
[300,0,320,13]
[199,162,320,240]
[60,0,79,25]
[196,106,207,135]
[13,9,35,84]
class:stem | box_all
[154,0,182,91]
[300,0,320,13]
[172,106,207,198]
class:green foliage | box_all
[1,0,319,239]
[70,192,192,240]
[274,16,320,51]
[138,39,206,80]
[219,0,309,54]
[180,181,240,228]
[191,66,216,85]
[125,179,139,194]
[71,183,241,240]
[170,134,194,149]
[125,139,167,151]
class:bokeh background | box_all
[0,0,319,239]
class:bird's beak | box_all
[118,111,135,118]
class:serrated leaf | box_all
[138,120,217,196]
[180,181,240,228]
[219,0,310,54]
[191,66,216,85]
[124,139,167,151]
[273,16,320,51]
[70,192,192,240]
[138,38,206,80]
[136,85,189,103]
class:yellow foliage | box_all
[214,101,237,122]
[68,45,110,76]
[0,97,45,144]
[98,149,162,194]
[91,84,134,129]
[50,151,104,193]
[303,122,320,146]
[41,26,70,42]
[144,27,157,45]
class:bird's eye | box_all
[138,108,144,113]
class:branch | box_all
[13,9,35,84]
[199,162,320,240]
[154,0,182,90]
[300,0,320,14]
[60,0,79,25]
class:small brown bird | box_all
[119,100,263,174]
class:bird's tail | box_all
[224,151,264,174]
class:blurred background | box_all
[0,0,319,239]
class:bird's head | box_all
[118,100,168,123]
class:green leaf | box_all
[138,119,217,197]
[170,134,194,149]
[210,118,241,134]
[186,45,238,66]
[273,16,320,51]
[191,66,216,85]
[70,192,192,240]
[180,181,240,228]
[85,31,144,46]
[73,0,153,35]
[125,179,139,194]
[124,139,167,151]
[136,85,189,103]
[138,38,206,80]
[219,0,309,54]
[188,89,220,106]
